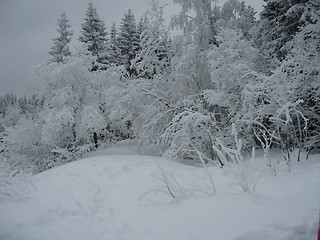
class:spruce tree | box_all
[220,0,242,21]
[237,3,256,39]
[255,0,309,61]
[49,12,73,63]
[79,2,109,70]
[108,23,122,66]
[133,1,171,78]
[118,9,141,76]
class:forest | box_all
[0,0,319,174]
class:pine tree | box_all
[118,9,141,76]
[49,12,73,63]
[79,2,109,70]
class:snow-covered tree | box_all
[77,105,105,146]
[123,0,220,160]
[0,94,40,133]
[3,0,319,175]
[220,0,243,20]
[255,0,310,61]
[137,15,149,37]
[169,41,212,101]
[215,0,256,40]
[118,9,141,76]
[270,0,320,154]
[2,103,22,129]
[159,97,221,164]
[165,27,264,161]
[49,12,73,63]
[171,0,219,49]
[165,0,220,101]
[118,79,173,154]
[79,2,110,70]
[1,115,45,172]
[108,23,122,66]
[22,55,101,169]
[238,1,319,164]
[38,57,90,148]
[34,53,133,166]
[133,0,171,79]
[237,2,256,39]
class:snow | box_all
[0,142,319,240]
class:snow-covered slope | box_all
[0,144,319,240]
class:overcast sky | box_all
[0,0,264,97]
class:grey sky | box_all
[0,0,264,97]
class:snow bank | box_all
[0,144,319,240]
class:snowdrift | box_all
[0,144,319,240]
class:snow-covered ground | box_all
[0,142,319,240]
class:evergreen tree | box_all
[220,0,242,20]
[108,23,122,66]
[237,2,256,39]
[133,0,171,79]
[255,0,310,61]
[216,0,256,40]
[118,9,141,76]
[49,12,73,63]
[79,2,109,70]
[137,15,149,37]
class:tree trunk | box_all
[93,132,98,148]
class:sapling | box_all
[139,162,196,203]
[212,124,259,192]
[253,125,278,176]
[270,100,308,173]
[195,149,217,194]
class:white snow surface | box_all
[0,142,319,240]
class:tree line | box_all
[1,0,319,174]
[49,3,145,75]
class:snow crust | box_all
[0,142,319,240]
